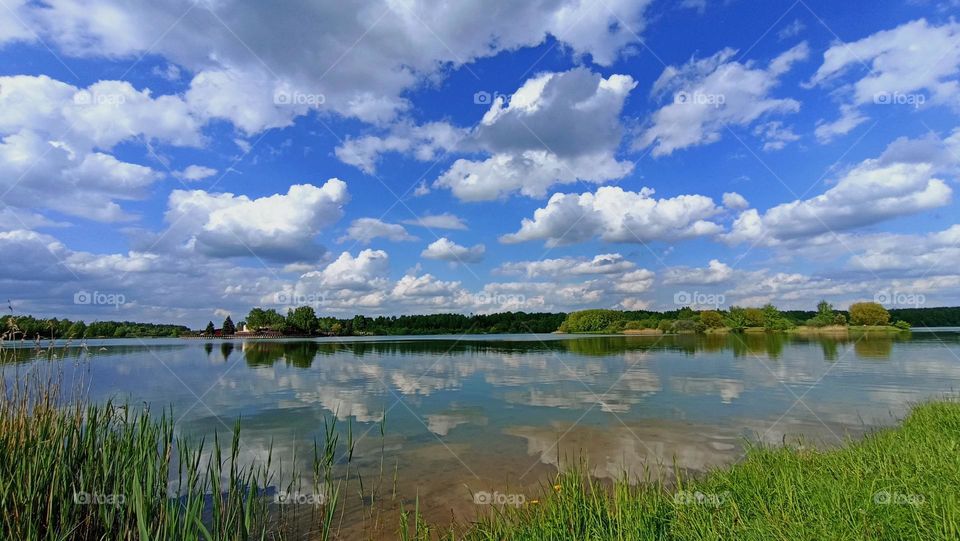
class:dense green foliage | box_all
[237,308,567,336]
[556,301,956,335]
[455,401,960,540]
[699,310,725,328]
[285,306,319,334]
[888,306,960,327]
[805,300,847,327]
[1,315,188,339]
[849,302,892,326]
[557,309,623,333]
[560,304,796,334]
[221,315,236,334]
[244,307,287,331]
[6,304,960,340]
[782,307,960,327]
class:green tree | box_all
[67,320,87,338]
[222,316,236,335]
[807,300,837,327]
[744,308,766,327]
[849,302,891,326]
[725,306,747,331]
[352,315,368,334]
[558,309,623,332]
[699,310,725,328]
[246,308,286,331]
[286,306,318,334]
[673,319,699,333]
[204,321,216,335]
[761,304,794,331]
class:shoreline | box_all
[451,400,960,539]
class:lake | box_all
[4,330,960,534]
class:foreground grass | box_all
[0,370,361,541]
[460,401,960,540]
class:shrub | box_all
[761,304,795,331]
[807,300,837,327]
[699,310,725,328]
[894,320,911,330]
[558,309,623,332]
[657,319,675,332]
[673,319,699,333]
[849,302,891,326]
[744,308,766,327]
[725,306,747,330]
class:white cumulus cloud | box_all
[421,237,486,263]
[635,43,808,156]
[501,186,723,246]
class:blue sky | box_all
[1,0,959,326]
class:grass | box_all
[455,400,960,540]
[0,370,275,540]
[0,363,381,540]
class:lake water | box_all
[4,330,960,535]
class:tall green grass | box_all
[456,401,960,540]
[0,367,371,540]
[1,371,270,540]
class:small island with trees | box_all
[557,301,912,335]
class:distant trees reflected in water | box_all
[229,333,915,366]
[1,332,944,367]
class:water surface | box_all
[5,331,960,533]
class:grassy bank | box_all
[0,369,365,540]
[457,401,960,540]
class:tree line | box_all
[5,303,960,341]
[199,307,567,337]
[1,314,190,340]
[558,301,913,333]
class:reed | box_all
[0,360,369,540]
